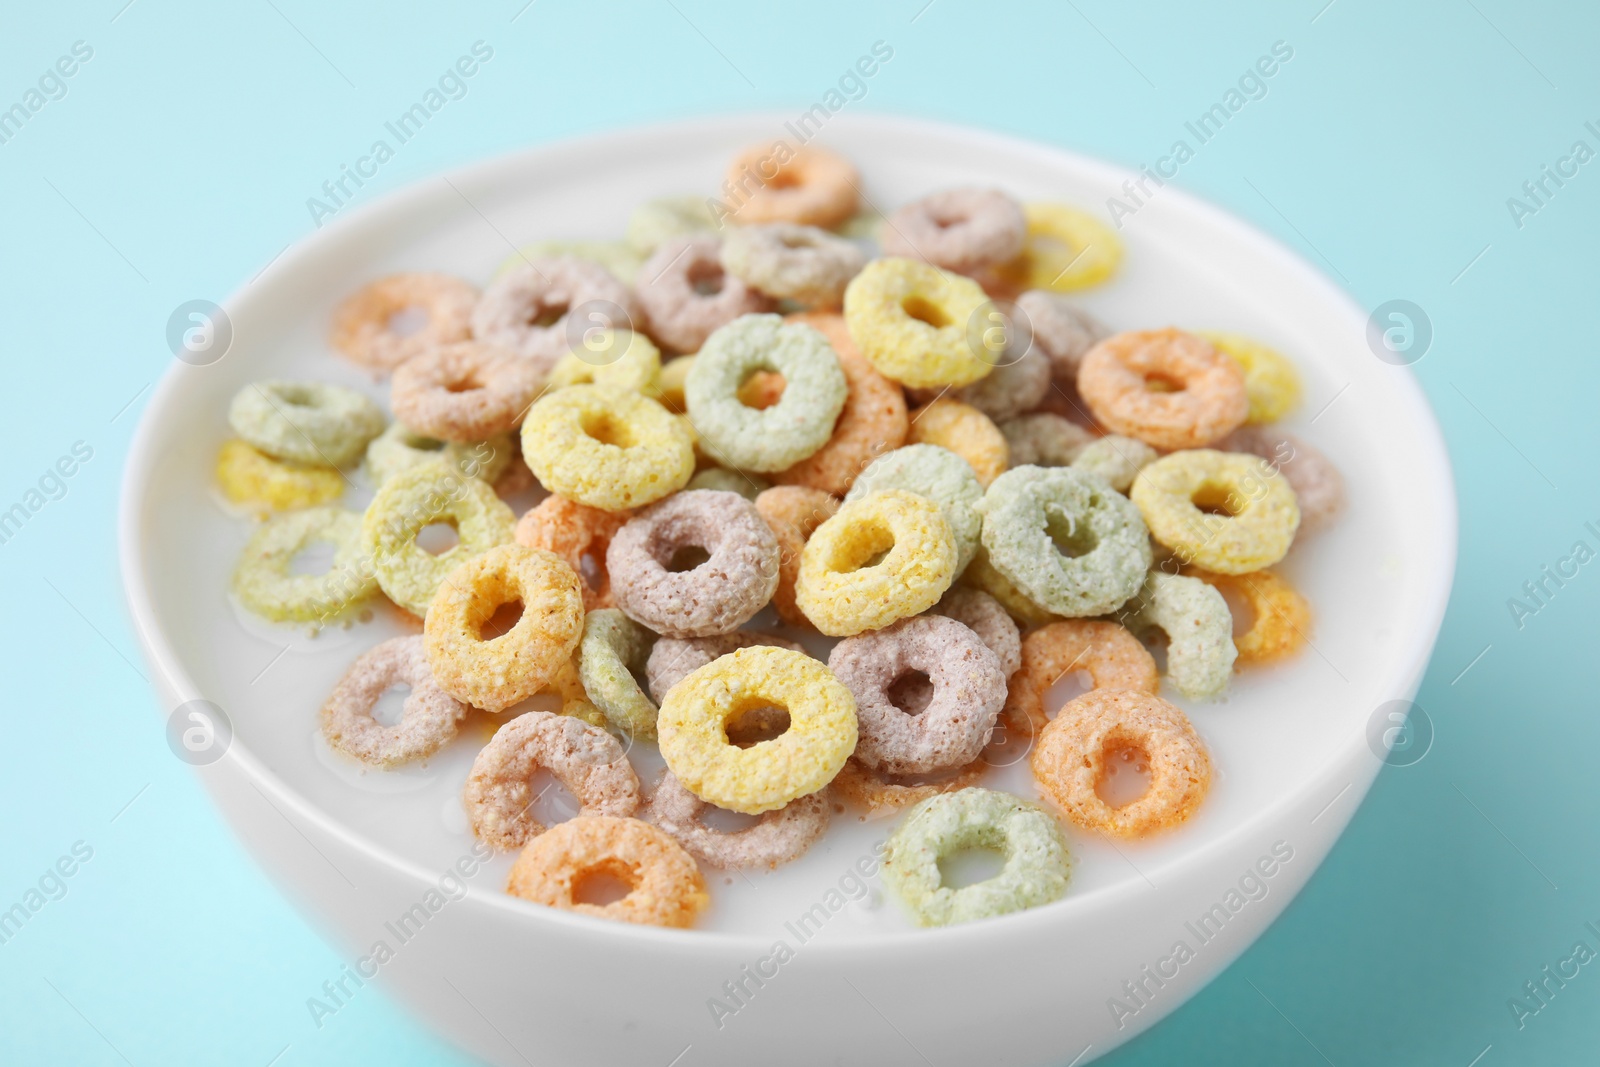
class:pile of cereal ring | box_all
[221,141,1344,930]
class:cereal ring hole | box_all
[698,806,762,833]
[443,372,486,394]
[1094,741,1154,809]
[1042,669,1093,718]
[415,520,461,556]
[288,539,338,576]
[901,295,952,330]
[666,545,712,573]
[886,670,934,716]
[937,842,1007,890]
[477,598,524,641]
[736,370,785,409]
[686,260,726,296]
[524,766,584,824]
[1142,371,1185,394]
[578,552,604,586]
[1191,483,1244,517]
[387,305,432,337]
[525,298,569,328]
[580,410,636,449]
[370,684,411,727]
[829,519,896,573]
[1213,582,1257,638]
[570,858,637,906]
[722,698,793,749]
[1044,506,1098,559]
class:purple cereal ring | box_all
[908,327,1053,422]
[647,769,829,869]
[880,188,1027,275]
[645,631,804,703]
[319,635,469,767]
[1014,290,1110,388]
[471,256,639,373]
[635,236,773,353]
[607,490,781,638]
[1218,425,1345,533]
[827,615,1006,774]
[931,586,1021,679]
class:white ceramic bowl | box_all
[119,114,1455,1066]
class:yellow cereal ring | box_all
[216,438,343,513]
[656,646,858,814]
[657,355,694,414]
[795,489,957,637]
[843,258,994,389]
[1197,331,1301,424]
[907,398,1010,487]
[960,545,1060,627]
[549,329,663,399]
[991,203,1122,292]
[1130,450,1300,575]
[1184,567,1312,667]
[519,384,694,512]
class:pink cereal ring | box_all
[1077,328,1249,450]
[635,236,773,353]
[647,769,829,870]
[646,631,805,703]
[727,142,860,229]
[330,272,478,374]
[389,341,542,443]
[320,635,469,768]
[471,257,640,373]
[880,188,1027,275]
[1217,425,1345,533]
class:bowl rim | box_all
[118,109,1458,956]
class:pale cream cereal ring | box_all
[389,341,542,443]
[1217,425,1345,533]
[330,272,478,373]
[1077,329,1249,450]
[726,142,859,228]
[754,485,839,628]
[320,636,469,767]
[627,195,719,254]
[843,258,995,389]
[506,815,708,928]
[647,770,829,870]
[422,544,585,713]
[656,646,858,814]
[645,631,805,704]
[635,236,773,354]
[1070,434,1160,492]
[514,494,631,611]
[908,398,1010,487]
[1031,689,1212,839]
[472,257,640,372]
[519,385,695,512]
[881,188,1027,275]
[497,239,644,285]
[1130,449,1300,574]
[466,711,641,850]
[720,223,866,306]
[685,467,769,499]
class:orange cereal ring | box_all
[389,341,542,443]
[423,544,585,714]
[754,485,839,628]
[1077,329,1248,450]
[514,494,631,611]
[1031,689,1212,839]
[1000,620,1158,743]
[771,312,909,494]
[830,759,987,821]
[727,142,859,228]
[329,272,478,373]
[506,815,708,928]
[908,398,1009,487]
[1184,567,1312,667]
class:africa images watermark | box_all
[1506,918,1600,1030]
[1504,518,1600,630]
[0,39,94,148]
[1504,119,1600,230]
[0,840,95,948]
[0,440,95,549]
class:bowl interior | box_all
[123,114,1454,938]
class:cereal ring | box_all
[549,329,663,399]
[471,257,640,371]
[1014,291,1109,386]
[979,465,1151,617]
[645,631,804,703]
[998,413,1095,468]
[843,258,994,388]
[506,815,708,928]
[1000,620,1158,743]
[423,544,585,713]
[228,380,386,468]
[607,490,780,638]
[364,423,513,487]
[829,616,1005,774]
[1077,329,1249,450]
[520,384,695,512]
[216,439,344,513]
[991,203,1122,292]
[684,314,848,472]
[1070,434,1159,492]
[945,334,1051,422]
[389,342,542,443]
[907,398,1009,487]
[361,461,517,617]
[1031,689,1211,838]
[881,188,1026,275]
[648,770,829,870]
[627,195,718,254]
[656,355,694,414]
[466,711,640,850]
[796,489,958,637]
[329,272,478,373]
[1119,572,1237,700]
[498,240,644,285]
[931,586,1021,678]
[320,636,469,767]
[726,142,859,228]
[578,609,659,739]
[1130,449,1300,573]
[657,646,857,814]
[1197,331,1301,424]
[513,495,630,611]
[1217,426,1345,533]
[752,486,838,628]
[636,236,773,354]
[232,506,377,623]
[829,759,987,820]
[844,444,982,573]
[1183,567,1311,667]
[540,653,610,729]
[685,467,768,499]
[770,311,908,495]
[720,223,866,306]
[882,787,1072,927]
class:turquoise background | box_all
[2,1,1595,1063]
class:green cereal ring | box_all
[364,422,512,486]
[1119,571,1236,700]
[686,467,769,499]
[628,195,719,253]
[845,444,982,574]
[550,329,663,398]
[683,314,848,472]
[1130,449,1300,574]
[979,465,1151,618]
[961,545,1061,627]
[228,380,385,468]
[231,507,377,624]
[360,461,516,617]
[842,258,995,389]
[882,787,1072,927]
[1070,434,1159,492]
[520,384,695,511]
[579,609,659,739]
[497,240,643,284]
